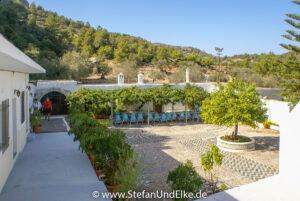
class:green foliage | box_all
[263,120,279,129]
[115,152,144,200]
[280,0,300,53]
[184,84,210,109]
[167,160,203,201]
[201,144,223,193]
[30,108,41,127]
[255,52,283,75]
[66,85,209,114]
[149,70,166,81]
[95,63,112,79]
[208,73,229,82]
[60,51,93,80]
[220,183,227,191]
[117,59,140,83]
[0,1,211,81]
[229,68,282,88]
[201,79,268,139]
[68,112,136,186]
[169,61,205,83]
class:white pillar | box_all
[138,73,143,85]
[186,68,190,83]
[118,73,124,85]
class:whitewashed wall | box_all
[260,99,291,130]
[0,71,30,191]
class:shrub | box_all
[167,160,202,201]
[263,120,279,129]
[201,145,223,193]
[208,73,229,82]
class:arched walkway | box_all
[40,91,68,115]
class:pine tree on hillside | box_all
[280,0,300,106]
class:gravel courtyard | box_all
[118,123,279,200]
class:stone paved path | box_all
[40,117,68,133]
[123,123,279,192]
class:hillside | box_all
[0,0,298,95]
[0,0,217,81]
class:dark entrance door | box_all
[40,92,67,115]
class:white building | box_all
[0,34,45,191]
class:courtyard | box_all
[119,123,279,200]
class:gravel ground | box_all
[117,123,279,201]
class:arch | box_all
[35,88,71,102]
[40,91,68,115]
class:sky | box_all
[27,0,298,56]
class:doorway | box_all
[40,92,67,115]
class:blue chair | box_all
[122,112,129,124]
[171,112,177,121]
[115,113,122,124]
[186,111,191,120]
[195,104,200,112]
[179,111,185,121]
[192,113,199,121]
[153,112,160,123]
[137,113,144,124]
[130,113,137,124]
[166,112,172,121]
[161,112,167,123]
[148,112,153,123]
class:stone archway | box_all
[40,91,68,115]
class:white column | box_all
[138,73,143,85]
[118,73,124,85]
[186,68,190,83]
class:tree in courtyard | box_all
[201,79,267,140]
[279,0,300,105]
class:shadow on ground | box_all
[253,136,279,151]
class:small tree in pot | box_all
[30,108,42,133]
[201,79,267,141]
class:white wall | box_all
[260,99,291,130]
[0,71,30,191]
[279,103,300,181]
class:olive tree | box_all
[201,79,267,140]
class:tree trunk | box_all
[234,123,238,140]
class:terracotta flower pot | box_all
[105,184,121,193]
[93,114,99,119]
[95,170,103,177]
[33,126,42,133]
[264,125,270,129]
[102,114,107,119]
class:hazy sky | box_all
[28,0,298,56]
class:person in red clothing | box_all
[42,97,52,121]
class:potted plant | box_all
[114,152,143,200]
[263,120,279,129]
[99,130,134,192]
[30,108,42,133]
[201,79,268,151]
[167,160,203,201]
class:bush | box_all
[167,160,202,201]
[208,73,229,82]
[263,120,279,129]
[229,68,281,88]
[149,70,166,82]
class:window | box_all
[21,91,25,124]
[0,99,9,153]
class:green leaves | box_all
[167,160,203,201]
[201,79,268,135]
[66,85,210,113]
